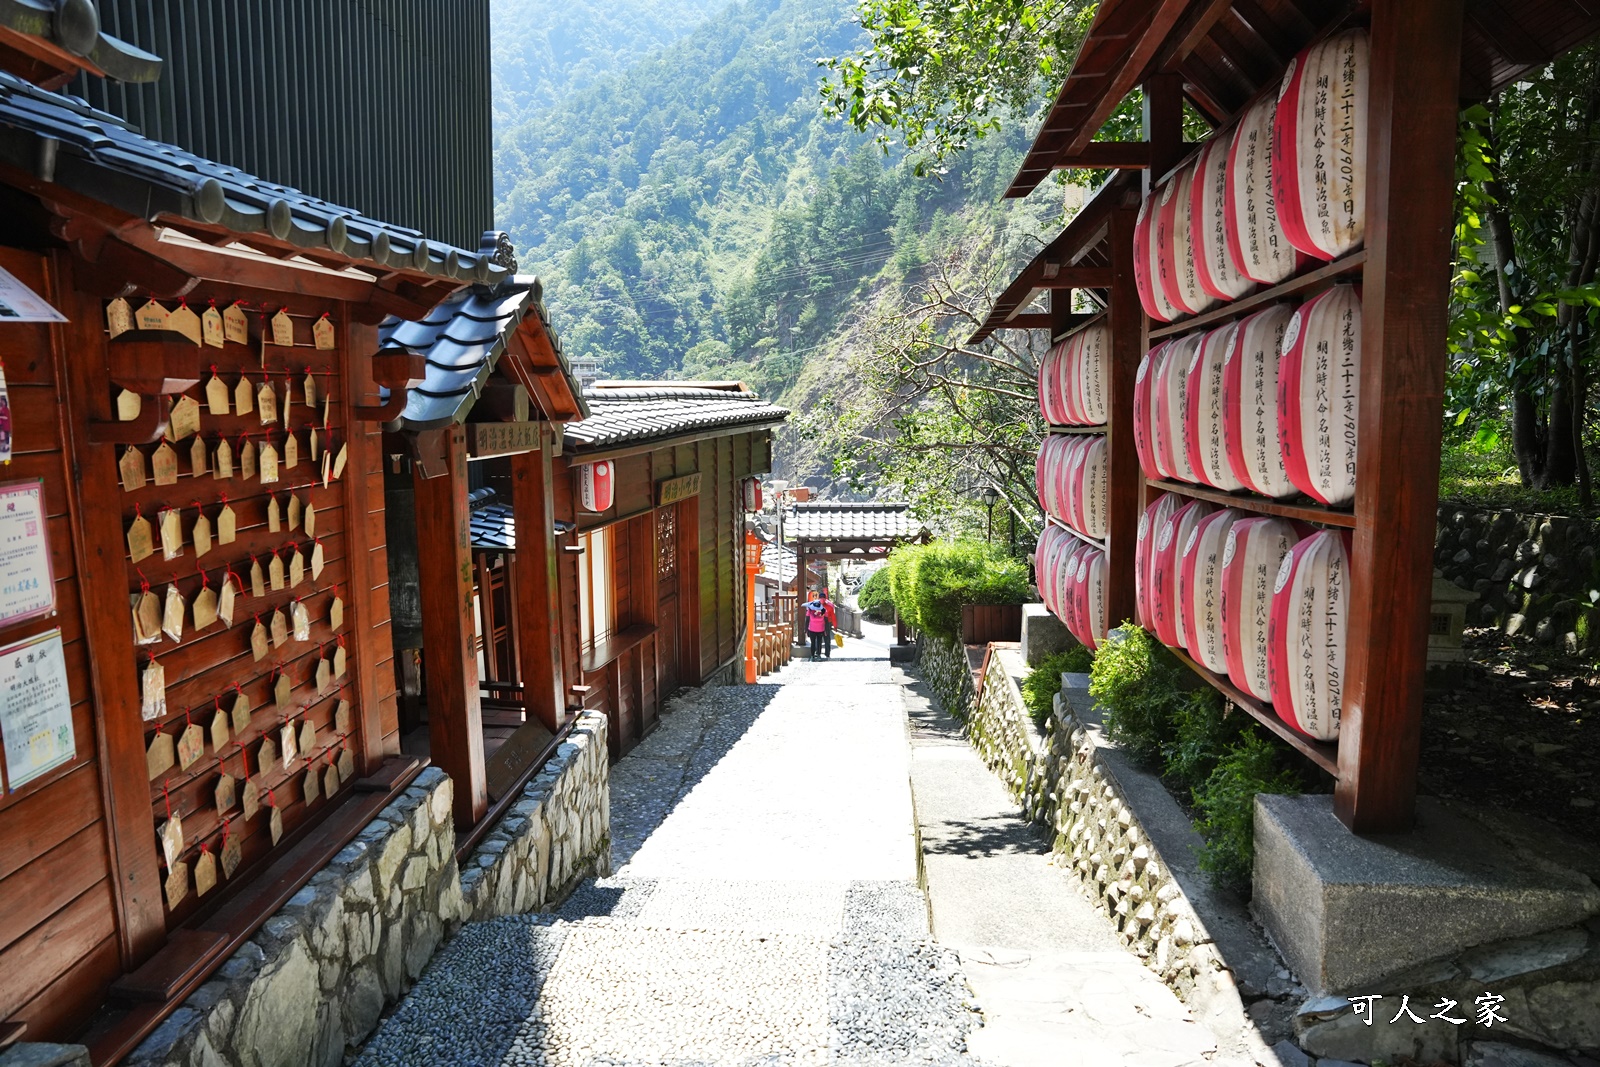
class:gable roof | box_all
[378,277,586,431]
[563,382,789,452]
[0,69,506,287]
[787,502,926,543]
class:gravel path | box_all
[355,633,981,1067]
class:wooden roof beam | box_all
[1063,0,1193,158]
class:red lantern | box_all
[1272,29,1369,261]
[1136,493,1180,631]
[1151,499,1213,649]
[1190,136,1252,302]
[1184,324,1244,491]
[1155,161,1213,317]
[579,460,613,512]
[1152,333,1202,484]
[742,478,763,512]
[1268,529,1352,740]
[1134,189,1180,323]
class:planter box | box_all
[960,604,1023,644]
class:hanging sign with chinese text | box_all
[656,472,701,507]
[0,480,55,627]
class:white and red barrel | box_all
[1267,529,1351,741]
[1220,516,1305,701]
[1278,285,1362,506]
[1271,29,1369,261]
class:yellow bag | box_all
[834,632,845,648]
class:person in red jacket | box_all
[820,588,838,659]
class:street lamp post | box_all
[982,485,999,545]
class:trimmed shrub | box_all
[1021,646,1094,729]
[885,540,1029,642]
[1088,625,1190,763]
[1192,729,1304,893]
[856,567,894,622]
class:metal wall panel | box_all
[73,0,493,250]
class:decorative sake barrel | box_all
[1058,538,1090,641]
[1225,95,1298,286]
[1037,338,1070,425]
[1136,493,1181,630]
[1134,343,1165,481]
[1037,525,1071,619]
[1073,548,1108,650]
[1220,516,1303,701]
[1278,285,1362,506]
[1222,305,1298,498]
[1267,529,1351,741]
[1075,322,1111,425]
[1190,136,1252,302]
[1272,29,1369,261]
[1153,333,1203,484]
[1150,498,1214,649]
[1178,508,1247,673]
[1059,331,1087,425]
[1155,162,1214,317]
[1135,190,1181,323]
[1184,324,1245,491]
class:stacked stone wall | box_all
[122,711,610,1067]
[960,654,1230,1003]
[1435,501,1600,648]
[915,634,975,720]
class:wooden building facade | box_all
[0,3,535,1058]
[462,383,787,761]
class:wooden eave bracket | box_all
[352,351,427,422]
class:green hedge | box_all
[885,540,1029,642]
[1021,646,1094,729]
[856,567,894,622]
[1088,625,1311,895]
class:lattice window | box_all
[657,508,677,581]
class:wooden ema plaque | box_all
[119,296,364,929]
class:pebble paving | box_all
[356,641,981,1067]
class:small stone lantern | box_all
[1428,571,1478,666]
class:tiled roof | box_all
[0,0,162,82]
[787,503,926,543]
[564,383,788,451]
[378,277,585,431]
[759,543,797,584]
[0,70,505,284]
[469,502,516,551]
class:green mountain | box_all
[489,0,731,130]
[492,0,1066,484]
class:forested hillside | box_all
[492,0,1069,487]
[489,0,728,130]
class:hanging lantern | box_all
[1151,499,1214,649]
[1272,29,1369,261]
[1268,529,1352,740]
[1178,508,1247,672]
[1278,285,1363,506]
[1225,95,1299,286]
[742,478,763,512]
[1136,492,1181,631]
[1220,516,1305,701]
[579,460,614,512]
[1184,323,1245,491]
[1155,161,1214,317]
[1222,305,1298,498]
[1190,136,1253,302]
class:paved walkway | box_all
[356,626,1245,1066]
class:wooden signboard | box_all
[0,479,56,626]
[468,421,541,458]
[656,472,702,506]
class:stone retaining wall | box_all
[1435,501,1600,648]
[124,711,610,1067]
[915,634,975,721]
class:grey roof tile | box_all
[0,70,498,283]
[377,276,586,432]
[564,384,788,451]
[787,503,926,543]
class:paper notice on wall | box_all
[0,266,65,323]
[0,629,74,791]
[0,480,56,627]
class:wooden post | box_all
[793,542,807,644]
[1338,0,1464,832]
[1143,72,1186,183]
[1104,199,1143,629]
[413,426,488,828]
[511,429,563,732]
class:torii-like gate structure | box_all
[786,502,929,642]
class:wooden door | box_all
[656,505,682,697]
